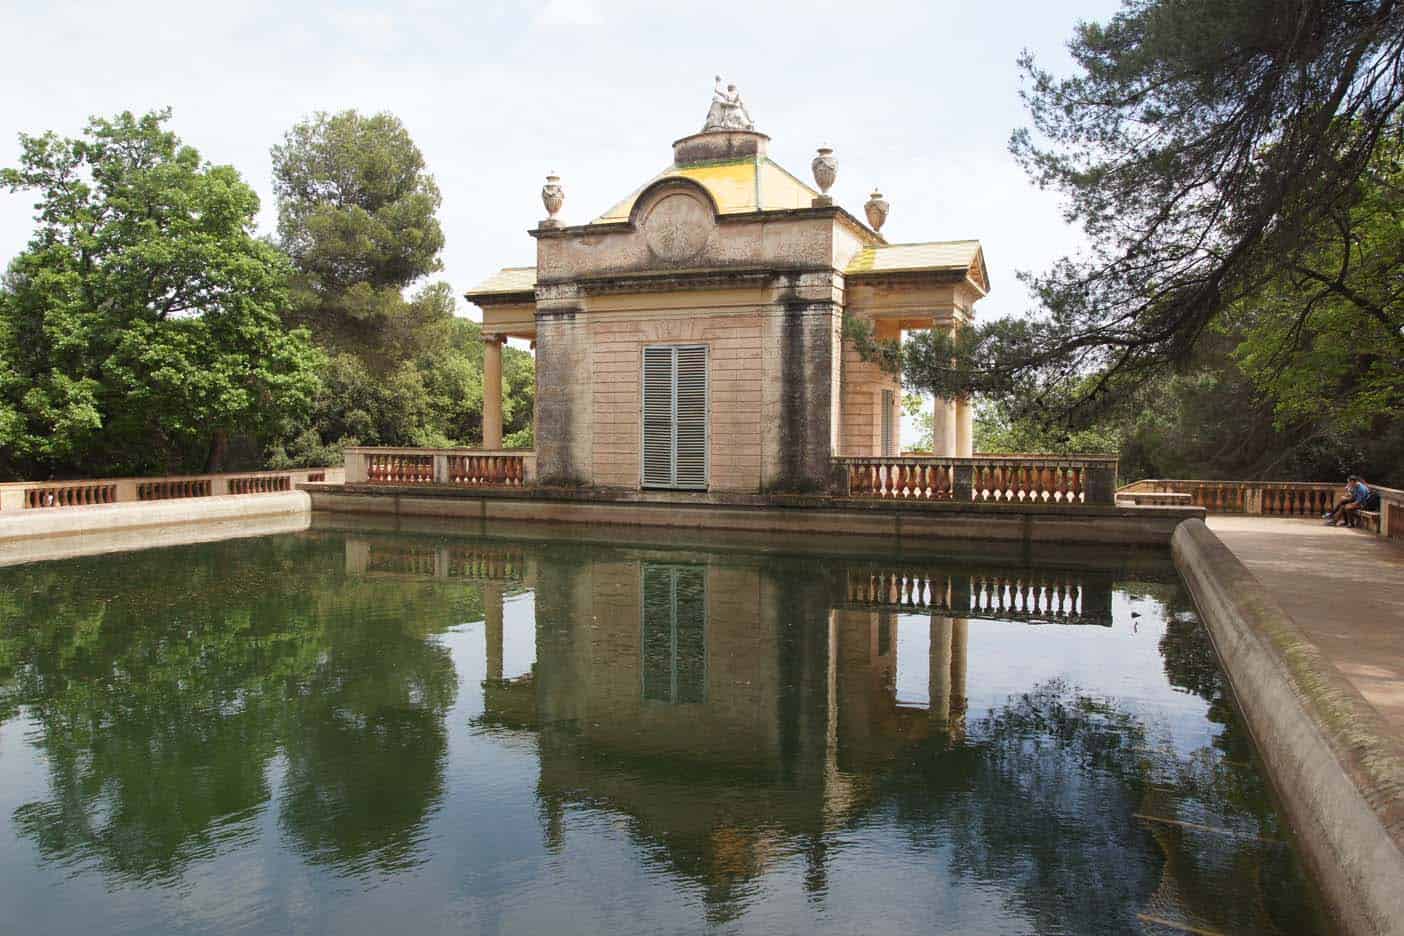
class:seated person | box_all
[1327,476,1378,526]
[1342,478,1381,527]
[1324,480,1355,521]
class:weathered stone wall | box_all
[533,270,844,494]
[536,200,847,283]
[587,308,767,492]
[534,306,593,486]
[765,300,840,492]
[839,319,901,457]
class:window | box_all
[642,345,708,489]
[641,564,707,703]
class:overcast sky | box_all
[0,0,1123,326]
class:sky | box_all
[0,0,1123,328]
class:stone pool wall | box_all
[302,484,1199,547]
[0,491,312,566]
[1173,518,1404,936]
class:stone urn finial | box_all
[864,188,889,232]
[541,172,563,228]
[811,146,836,207]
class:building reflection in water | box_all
[347,536,1307,932]
[0,530,1322,935]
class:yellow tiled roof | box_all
[467,266,536,296]
[594,157,818,222]
[845,241,982,276]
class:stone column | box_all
[483,334,504,450]
[928,322,959,456]
[344,539,370,576]
[955,397,974,457]
[950,617,968,734]
[931,395,959,457]
[929,614,953,728]
[484,582,504,683]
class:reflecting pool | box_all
[0,525,1332,934]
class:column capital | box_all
[482,332,506,345]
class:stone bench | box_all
[1116,491,1194,507]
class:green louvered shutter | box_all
[881,389,896,457]
[641,345,708,489]
[674,346,708,489]
[641,563,707,704]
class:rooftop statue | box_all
[703,76,754,132]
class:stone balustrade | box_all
[834,455,1119,506]
[344,537,531,582]
[841,566,1114,626]
[1122,478,1355,516]
[344,447,537,488]
[0,467,341,512]
[1121,478,1404,540]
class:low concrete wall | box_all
[304,483,1200,547]
[1172,519,1404,936]
[0,492,312,566]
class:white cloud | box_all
[534,0,603,26]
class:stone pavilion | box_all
[467,81,989,493]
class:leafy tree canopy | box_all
[267,110,535,463]
[272,110,451,369]
[0,109,322,478]
[901,0,1403,427]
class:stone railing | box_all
[1121,478,1404,539]
[834,455,1119,506]
[839,566,1114,626]
[344,447,537,488]
[1121,479,1344,516]
[0,467,340,511]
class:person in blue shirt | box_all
[1325,475,1379,526]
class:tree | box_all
[1230,126,1404,434]
[901,0,1404,425]
[0,110,323,478]
[268,110,536,460]
[271,110,451,369]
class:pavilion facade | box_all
[467,86,989,494]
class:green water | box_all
[0,526,1331,934]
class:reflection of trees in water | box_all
[874,671,1324,935]
[0,534,473,883]
[520,567,1326,935]
[1153,603,1328,933]
[277,613,458,875]
[872,680,1160,933]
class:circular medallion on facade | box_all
[642,192,712,262]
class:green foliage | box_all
[0,110,322,478]
[974,328,1402,485]
[1230,130,1404,435]
[503,425,535,450]
[269,110,535,456]
[841,312,900,375]
[877,2,1404,483]
[895,1,1404,424]
[901,393,933,452]
[973,398,1122,459]
[272,110,451,369]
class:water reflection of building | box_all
[335,534,1321,933]
[345,536,1117,913]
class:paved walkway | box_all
[1208,516,1404,734]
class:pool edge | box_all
[0,492,312,566]
[1172,517,1404,936]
